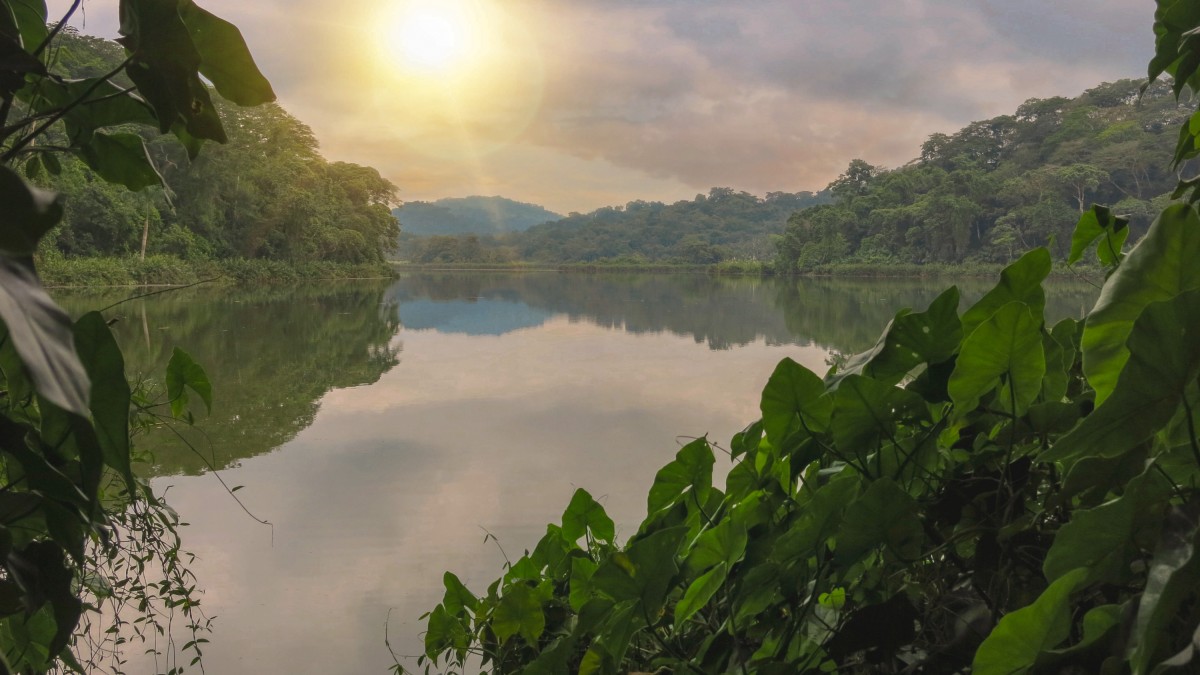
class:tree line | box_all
[37,29,399,265]
[776,78,1189,269]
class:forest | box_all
[397,78,1190,270]
[35,29,399,265]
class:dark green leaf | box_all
[948,301,1045,417]
[685,518,747,576]
[77,132,163,191]
[1129,504,1200,674]
[834,286,962,386]
[166,347,211,419]
[569,557,598,612]
[562,488,615,546]
[1069,204,1130,267]
[960,248,1051,339]
[0,255,88,415]
[1082,204,1200,405]
[973,567,1088,675]
[760,357,831,449]
[835,477,922,565]
[178,1,275,105]
[647,438,713,515]
[493,584,544,645]
[675,562,727,629]
[72,312,134,490]
[1043,470,1170,586]
[1046,289,1200,463]
[441,572,477,617]
[831,374,927,461]
[0,165,62,256]
[8,0,46,51]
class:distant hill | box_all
[394,196,562,236]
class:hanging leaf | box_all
[71,312,134,490]
[0,255,88,416]
[833,286,962,386]
[835,477,922,565]
[492,584,545,645]
[831,374,927,463]
[0,165,62,256]
[674,562,728,630]
[165,347,212,419]
[178,1,275,105]
[77,132,163,191]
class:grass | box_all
[38,255,397,287]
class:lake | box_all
[53,272,1098,674]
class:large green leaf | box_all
[684,518,748,576]
[960,248,1051,339]
[562,488,615,546]
[591,526,686,614]
[178,0,275,105]
[760,357,831,449]
[71,312,134,490]
[773,472,862,563]
[27,77,158,146]
[1046,289,1200,463]
[441,572,477,617]
[76,132,163,191]
[647,438,713,515]
[1043,470,1170,586]
[831,374,927,463]
[0,255,88,415]
[835,477,922,565]
[8,0,47,52]
[948,301,1045,417]
[118,0,226,141]
[833,286,962,386]
[493,584,545,645]
[0,165,62,256]
[1129,505,1200,674]
[674,562,727,630]
[973,567,1088,675]
[1082,204,1200,405]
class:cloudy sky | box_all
[55,0,1152,213]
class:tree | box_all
[0,1,273,671]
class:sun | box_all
[382,1,479,75]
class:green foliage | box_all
[0,1,274,671]
[418,7,1200,672]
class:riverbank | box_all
[38,255,397,287]
[390,259,1101,280]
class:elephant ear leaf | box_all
[166,348,212,420]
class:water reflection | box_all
[48,272,1099,674]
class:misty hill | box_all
[398,188,831,263]
[394,196,562,236]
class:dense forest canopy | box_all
[397,188,830,264]
[38,29,399,264]
[397,78,1190,270]
[776,78,1190,269]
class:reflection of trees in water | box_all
[773,278,1098,353]
[395,273,1099,354]
[55,282,401,476]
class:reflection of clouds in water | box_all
[144,320,827,673]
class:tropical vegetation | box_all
[0,0,276,672]
[417,4,1200,674]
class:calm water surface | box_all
[53,272,1098,674]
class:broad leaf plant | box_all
[0,0,271,672]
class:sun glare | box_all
[384,1,477,75]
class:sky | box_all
[53,0,1153,214]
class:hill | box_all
[398,189,831,264]
[394,196,562,236]
[776,78,1190,269]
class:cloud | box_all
[49,0,1153,211]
